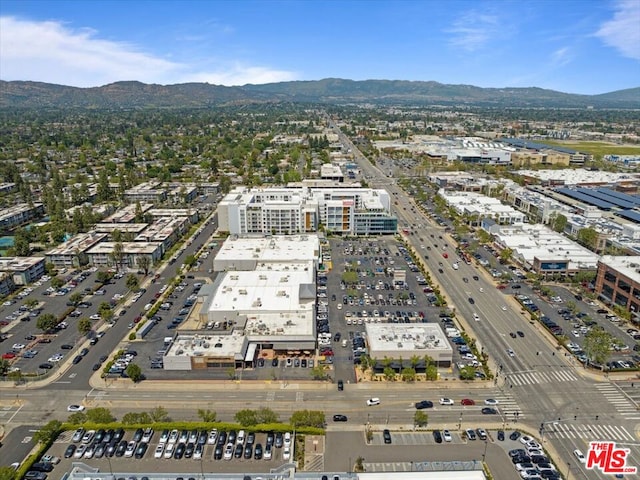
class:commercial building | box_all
[490,224,599,276]
[320,163,344,182]
[164,235,321,370]
[218,186,397,235]
[365,323,453,369]
[595,256,640,314]
[0,256,45,285]
[438,189,526,226]
[515,168,640,187]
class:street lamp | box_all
[458,413,463,431]
[482,439,488,463]
[106,455,114,475]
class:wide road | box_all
[330,120,640,479]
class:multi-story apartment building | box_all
[0,256,46,285]
[218,186,397,235]
[0,203,44,231]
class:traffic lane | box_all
[0,424,38,467]
[324,430,515,480]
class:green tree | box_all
[499,248,513,264]
[550,212,568,233]
[125,363,143,382]
[36,313,58,333]
[136,255,151,276]
[69,291,84,305]
[12,227,31,256]
[50,276,64,289]
[0,466,17,480]
[110,242,125,272]
[383,366,396,381]
[197,408,217,423]
[459,366,476,380]
[401,367,416,382]
[122,412,152,424]
[414,411,429,427]
[256,407,279,424]
[310,364,328,380]
[149,406,170,422]
[0,359,11,376]
[235,409,258,426]
[96,270,111,284]
[33,420,62,445]
[290,410,325,428]
[583,327,613,366]
[125,273,139,291]
[86,407,116,423]
[67,412,88,424]
[184,254,197,268]
[78,318,92,335]
[577,227,598,251]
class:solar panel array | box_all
[555,186,640,225]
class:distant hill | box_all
[1,78,638,109]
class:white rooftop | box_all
[517,168,640,185]
[216,235,320,265]
[167,332,246,360]
[599,255,640,283]
[366,323,452,354]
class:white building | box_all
[217,186,397,235]
[438,189,526,225]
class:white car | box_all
[124,441,136,457]
[473,313,480,321]
[573,449,586,463]
[484,399,499,406]
[67,404,86,412]
[507,348,515,357]
[284,432,292,447]
[439,398,454,406]
[12,343,25,350]
[223,444,233,460]
[442,429,452,442]
[501,305,507,311]
[90,314,101,320]
[366,398,381,406]
[163,442,175,459]
[264,444,273,459]
[283,446,291,460]
[154,444,164,458]
[207,429,218,445]
[519,435,535,445]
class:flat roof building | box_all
[45,232,108,268]
[0,203,44,230]
[85,241,163,269]
[218,186,397,235]
[366,323,453,367]
[595,255,640,314]
[103,203,154,223]
[0,256,45,285]
[439,189,526,226]
[124,181,167,203]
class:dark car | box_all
[415,400,433,409]
[60,344,74,350]
[337,380,344,391]
[275,432,283,448]
[133,428,144,442]
[246,432,255,445]
[174,442,186,459]
[113,428,125,442]
[39,363,53,370]
[254,443,263,459]
[517,331,524,337]
[134,442,148,459]
[214,445,223,460]
[482,407,498,414]
[432,430,443,443]
[244,444,253,459]
[64,444,76,458]
[383,429,392,444]
[184,442,195,458]
[333,414,348,422]
[497,430,505,441]
[234,444,243,458]
[30,463,54,473]
[271,358,279,367]
[468,297,475,304]
[72,355,83,364]
[227,430,237,445]
[115,440,127,457]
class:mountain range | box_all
[1,78,638,109]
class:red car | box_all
[496,284,507,290]
[443,252,449,258]
[1,352,16,359]
[133,315,142,323]
[461,398,475,406]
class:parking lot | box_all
[41,427,295,475]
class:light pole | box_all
[565,461,571,479]
[106,455,114,475]
[482,439,488,463]
[458,413,463,431]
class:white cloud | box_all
[0,16,295,87]
[551,47,572,66]
[595,0,640,60]
[447,12,500,51]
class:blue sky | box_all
[1,0,639,94]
